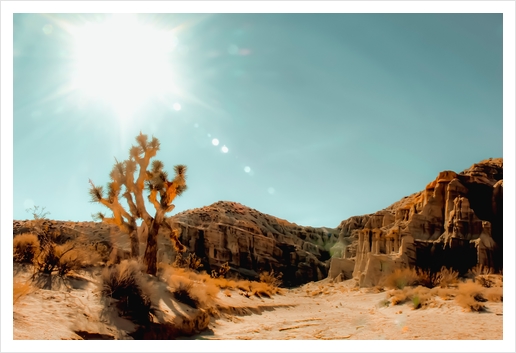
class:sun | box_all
[69,14,179,118]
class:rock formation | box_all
[13,158,502,288]
[14,202,339,287]
[329,158,503,286]
[167,201,339,286]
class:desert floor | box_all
[194,279,503,340]
[13,266,503,342]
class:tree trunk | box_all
[129,228,139,259]
[144,213,163,276]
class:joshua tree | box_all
[89,132,187,276]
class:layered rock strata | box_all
[329,158,503,286]
[14,203,339,287]
[168,201,339,286]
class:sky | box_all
[11,12,504,228]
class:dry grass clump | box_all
[34,242,97,276]
[468,265,503,288]
[211,262,230,279]
[100,260,154,324]
[172,252,203,271]
[483,286,503,302]
[259,270,283,288]
[386,286,433,309]
[381,268,419,289]
[430,287,456,301]
[167,270,220,310]
[13,233,40,264]
[13,277,32,304]
[381,266,459,290]
[455,280,490,312]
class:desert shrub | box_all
[35,243,75,275]
[87,242,111,264]
[387,289,410,305]
[259,270,283,288]
[483,287,503,302]
[13,277,32,304]
[467,265,502,288]
[455,280,487,312]
[13,233,40,264]
[211,262,230,279]
[172,252,203,271]
[57,244,98,276]
[381,268,419,289]
[249,282,278,298]
[386,286,432,309]
[100,260,154,324]
[433,267,459,288]
[381,266,459,290]
[430,287,456,301]
[167,270,219,309]
[171,279,198,308]
[211,277,238,290]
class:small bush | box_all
[167,271,219,310]
[387,286,432,309]
[172,279,198,308]
[381,268,419,289]
[13,233,40,264]
[211,262,230,279]
[35,243,73,275]
[455,281,487,312]
[433,267,459,288]
[172,253,203,271]
[35,242,90,276]
[259,270,283,288]
[483,287,503,302]
[100,260,154,324]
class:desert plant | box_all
[210,262,230,279]
[415,266,459,288]
[171,280,198,308]
[381,268,419,289]
[172,252,203,271]
[259,269,283,288]
[89,132,188,276]
[433,266,459,288]
[100,260,154,324]
[35,242,77,275]
[467,264,502,288]
[13,233,40,264]
[455,280,487,312]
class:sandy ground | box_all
[12,270,503,342]
[194,279,503,340]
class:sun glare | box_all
[70,14,178,118]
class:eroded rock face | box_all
[330,158,503,286]
[168,201,339,286]
[13,203,339,286]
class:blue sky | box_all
[12,13,503,227]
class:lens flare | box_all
[212,138,219,146]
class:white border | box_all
[2,1,514,352]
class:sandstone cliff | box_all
[329,158,503,286]
[13,202,339,287]
[167,201,339,286]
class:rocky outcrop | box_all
[329,158,503,286]
[167,201,339,286]
[13,203,339,287]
